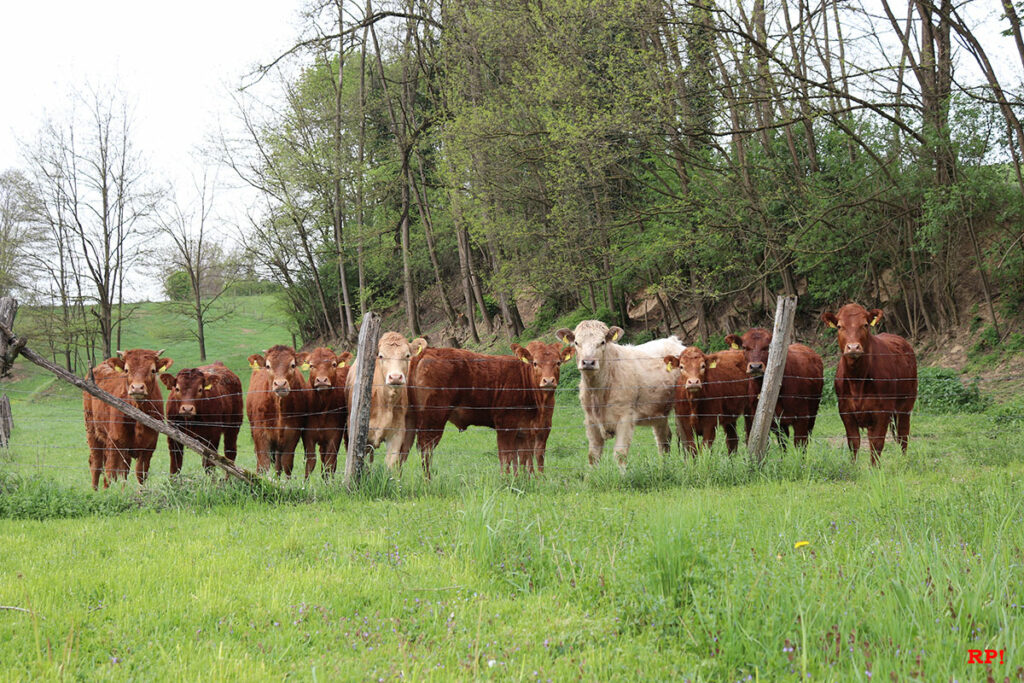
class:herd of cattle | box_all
[81,303,919,489]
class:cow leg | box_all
[866,418,888,466]
[323,437,340,478]
[611,417,636,472]
[840,411,861,460]
[303,433,317,480]
[252,432,272,474]
[652,416,672,456]
[496,428,514,474]
[222,428,239,481]
[700,421,716,453]
[724,421,739,455]
[584,419,605,466]
[204,433,221,475]
[168,434,185,476]
[895,410,911,454]
[792,420,810,449]
[135,454,151,485]
[280,447,295,478]
[105,448,129,488]
[88,439,104,490]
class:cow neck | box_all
[517,360,551,411]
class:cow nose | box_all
[128,383,146,396]
[179,404,196,416]
[272,379,289,394]
[540,377,556,387]
[844,343,863,357]
[580,359,597,370]
[685,379,701,392]
[386,373,405,385]
[747,362,764,374]
[314,376,331,388]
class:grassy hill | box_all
[1,296,1023,679]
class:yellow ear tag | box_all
[250,360,259,369]
[116,366,125,374]
[826,320,837,329]
[664,362,673,373]
[416,345,425,355]
[612,331,620,341]
[870,318,879,327]
[339,361,346,368]
[730,342,739,350]
[159,362,171,372]
[203,383,212,391]
[301,362,310,371]
[709,359,718,369]
[521,356,530,364]
[563,350,572,361]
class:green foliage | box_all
[821,366,990,414]
[162,269,191,302]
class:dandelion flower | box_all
[794,541,809,549]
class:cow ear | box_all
[411,337,428,355]
[296,351,310,371]
[709,358,718,369]
[159,373,176,390]
[248,353,265,370]
[725,334,742,350]
[555,328,574,345]
[821,312,838,329]
[337,351,353,368]
[512,343,533,364]
[663,355,680,372]
[606,326,624,343]
[868,309,884,327]
[202,373,219,391]
[561,345,575,362]
[107,357,126,373]
[157,358,173,372]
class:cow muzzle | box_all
[314,377,332,390]
[746,362,765,375]
[272,380,290,396]
[685,379,702,394]
[178,404,197,417]
[843,343,864,359]
[385,373,406,386]
[540,377,557,388]
[128,383,147,399]
[579,359,598,372]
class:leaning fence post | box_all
[749,295,798,465]
[344,312,381,489]
[0,297,20,378]
[0,394,11,450]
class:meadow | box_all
[1,297,1023,681]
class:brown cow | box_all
[246,345,310,476]
[299,347,353,478]
[724,328,824,448]
[160,362,243,476]
[663,347,751,455]
[404,341,574,477]
[83,348,173,489]
[821,304,917,464]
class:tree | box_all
[0,170,32,298]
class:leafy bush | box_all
[0,470,137,519]
[987,395,1024,427]
[820,366,988,413]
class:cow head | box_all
[726,328,772,376]
[377,332,427,386]
[555,321,623,374]
[663,347,717,396]
[512,341,574,389]
[107,349,172,400]
[249,345,302,396]
[821,304,883,360]
[301,347,353,391]
[160,368,217,419]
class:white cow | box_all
[348,331,427,469]
[556,321,685,471]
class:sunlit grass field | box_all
[1,297,1023,680]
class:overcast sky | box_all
[0,0,305,180]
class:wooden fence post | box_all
[344,312,381,489]
[0,311,259,487]
[0,297,21,378]
[0,394,11,450]
[748,295,798,465]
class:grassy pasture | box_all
[1,297,1024,680]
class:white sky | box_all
[0,0,305,181]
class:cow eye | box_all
[265,362,271,369]
[377,353,383,359]
[406,353,411,359]
[331,361,337,367]
[290,361,296,368]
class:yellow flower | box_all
[794,541,809,549]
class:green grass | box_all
[2,297,1024,680]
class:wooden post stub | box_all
[748,295,798,465]
[344,312,382,489]
[0,297,20,378]
[0,394,11,449]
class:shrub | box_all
[820,367,988,413]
